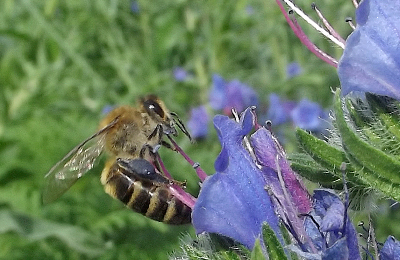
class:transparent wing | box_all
[42,118,118,204]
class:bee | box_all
[102,158,191,224]
[43,95,192,224]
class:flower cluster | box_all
[181,73,259,140]
[266,93,329,133]
[177,0,400,259]
[191,108,360,258]
[180,73,328,140]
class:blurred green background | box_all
[0,0,378,259]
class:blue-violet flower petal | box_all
[338,0,400,100]
[380,236,400,260]
[192,108,282,249]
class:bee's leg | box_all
[139,143,158,162]
[169,179,187,188]
[170,112,192,142]
[147,124,163,141]
[160,140,176,151]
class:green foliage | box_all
[260,223,287,260]
[0,0,352,258]
[170,233,249,260]
[293,89,400,203]
[0,209,107,258]
[250,240,265,260]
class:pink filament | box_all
[276,0,338,68]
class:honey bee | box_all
[43,95,192,224]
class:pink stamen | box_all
[312,3,346,45]
[291,15,338,67]
[167,135,208,182]
[155,152,197,209]
[169,185,196,209]
[276,0,338,67]
[155,152,173,179]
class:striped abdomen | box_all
[101,159,191,225]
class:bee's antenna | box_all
[170,112,192,142]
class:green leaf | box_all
[0,209,107,257]
[365,94,400,156]
[334,90,400,186]
[288,152,338,184]
[295,129,348,174]
[250,239,266,260]
[346,153,400,201]
[345,96,400,158]
[261,222,287,260]
[295,129,363,187]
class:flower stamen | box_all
[311,2,346,45]
[166,135,208,182]
[280,0,345,49]
[345,17,356,30]
[276,0,338,67]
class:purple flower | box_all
[290,99,329,132]
[338,0,400,100]
[380,236,400,260]
[191,107,361,258]
[266,93,296,125]
[173,67,189,82]
[192,108,283,249]
[130,1,139,13]
[187,106,209,139]
[301,190,361,259]
[286,62,303,78]
[250,127,312,215]
[245,5,254,15]
[208,74,258,115]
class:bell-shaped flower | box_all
[299,190,361,259]
[192,108,283,249]
[191,107,361,259]
[338,0,400,100]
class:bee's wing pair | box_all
[42,118,119,204]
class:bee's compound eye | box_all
[143,99,165,118]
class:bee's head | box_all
[140,95,192,141]
[140,95,177,135]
